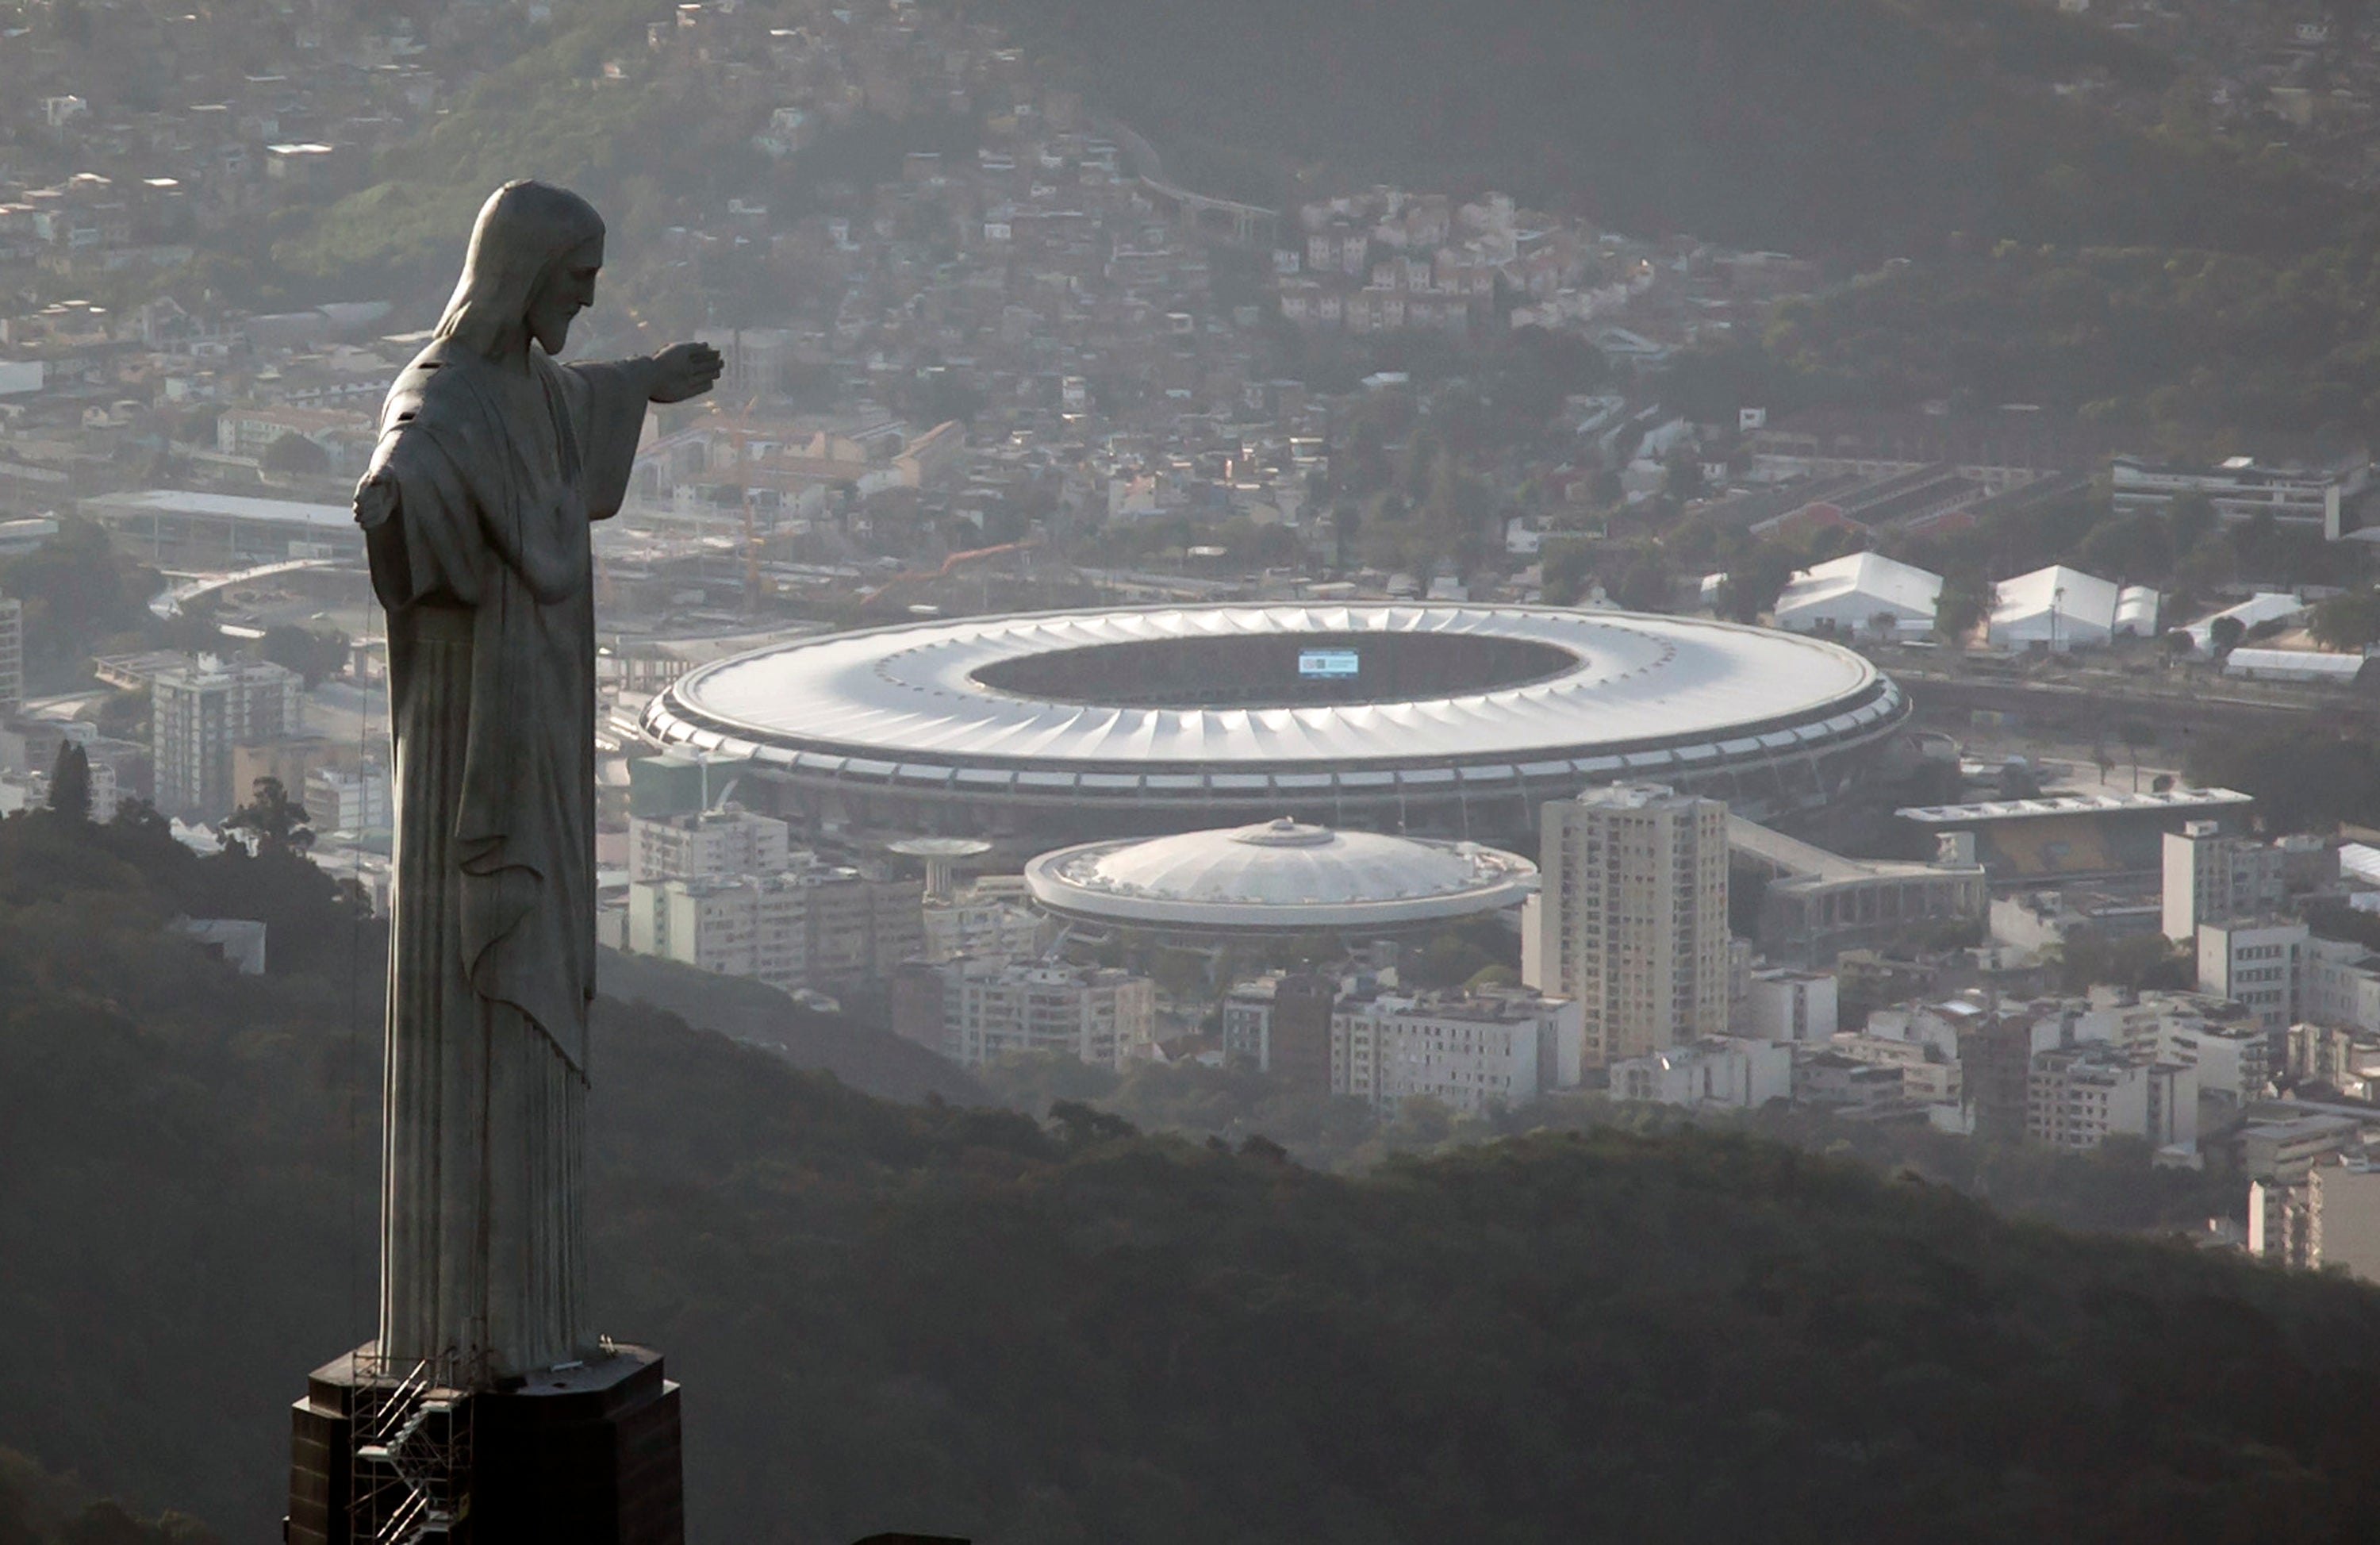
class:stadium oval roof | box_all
[1024,818,1538,933]
[642,604,1906,798]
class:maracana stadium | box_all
[638,603,1910,851]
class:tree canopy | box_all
[10,814,2380,1540]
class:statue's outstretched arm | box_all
[643,341,723,404]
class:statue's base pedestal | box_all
[286,1343,683,1544]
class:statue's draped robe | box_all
[361,340,646,1377]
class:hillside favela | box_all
[20,0,2380,1540]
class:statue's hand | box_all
[649,342,724,404]
[354,469,399,529]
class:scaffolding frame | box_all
[348,1351,477,1543]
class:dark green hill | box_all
[977,0,2336,261]
[10,805,2380,1542]
[596,945,988,1106]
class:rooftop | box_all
[86,488,355,530]
[1024,818,1537,934]
[649,604,1902,777]
[1897,789,2255,824]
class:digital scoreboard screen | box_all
[1298,649,1361,678]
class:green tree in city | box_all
[221,778,313,859]
[46,744,91,824]
[257,626,348,688]
[2309,590,2380,652]
[259,432,331,478]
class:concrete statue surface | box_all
[355,180,720,1380]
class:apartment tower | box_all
[1528,783,1729,1067]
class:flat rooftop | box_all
[85,489,355,530]
[1896,789,2254,825]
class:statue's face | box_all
[526,234,604,355]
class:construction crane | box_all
[855,536,1042,617]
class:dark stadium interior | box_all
[968,631,1582,708]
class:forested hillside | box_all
[12,805,2380,1541]
[973,0,2336,261]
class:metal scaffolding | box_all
[348,1354,474,1543]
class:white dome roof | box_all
[1023,819,1537,933]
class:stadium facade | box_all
[639,604,1911,851]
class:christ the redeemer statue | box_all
[355,180,720,1379]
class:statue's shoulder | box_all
[378,338,498,439]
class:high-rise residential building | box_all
[1527,783,1729,1067]
[0,594,22,719]
[628,805,793,882]
[892,956,1156,1069]
[2163,821,2286,942]
[1326,987,1584,1116]
[151,655,302,817]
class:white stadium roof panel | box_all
[641,605,1910,832]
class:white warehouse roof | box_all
[1989,565,2137,649]
[2114,586,2161,636]
[2181,592,2305,654]
[84,488,355,530]
[1772,552,1943,635]
[2223,648,2367,682]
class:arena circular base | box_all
[639,604,1910,852]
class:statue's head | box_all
[436,180,606,359]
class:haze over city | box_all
[10,1,2380,1541]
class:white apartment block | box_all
[2250,1176,2320,1270]
[1735,969,1837,1043]
[306,765,390,831]
[626,860,924,994]
[1823,1033,1962,1105]
[2163,822,2286,943]
[628,873,810,992]
[2196,919,2308,1036]
[2302,936,2380,1034]
[2026,1045,2198,1153]
[1330,989,1583,1116]
[921,885,1046,964]
[2066,990,2271,1101]
[1610,1037,1793,1111]
[2250,1163,2380,1282]
[1528,783,1729,1068]
[628,805,793,882]
[896,957,1157,1070]
[152,654,302,817]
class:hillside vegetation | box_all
[11,804,2380,1541]
[974,0,2334,261]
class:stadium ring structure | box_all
[639,603,1911,852]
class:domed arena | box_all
[1023,818,1539,938]
[639,603,1910,850]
